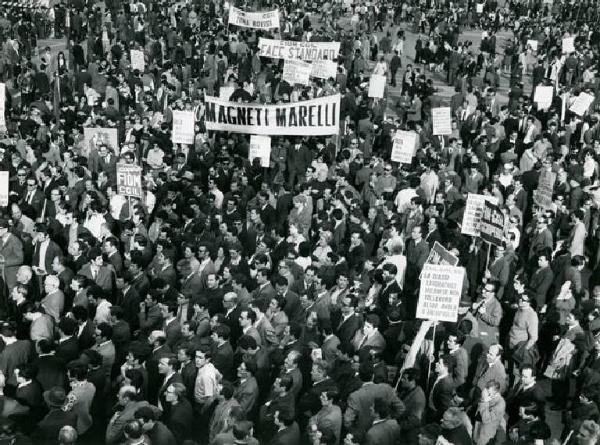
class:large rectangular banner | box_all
[116,164,143,198]
[204,94,340,136]
[249,135,271,167]
[480,200,505,246]
[172,110,195,145]
[461,193,498,236]
[258,38,340,62]
[391,130,418,164]
[432,107,452,135]
[283,59,312,85]
[570,92,595,116]
[0,171,8,207]
[416,264,465,322]
[311,59,337,79]
[0,83,5,131]
[228,6,280,29]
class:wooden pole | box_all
[425,322,437,392]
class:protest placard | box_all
[533,169,556,209]
[228,6,280,29]
[310,59,338,79]
[425,241,460,266]
[116,164,143,198]
[0,83,5,131]
[476,3,484,13]
[416,264,465,322]
[480,200,505,246]
[390,130,417,164]
[282,59,312,85]
[0,171,8,207]
[527,40,538,51]
[258,38,340,62]
[172,110,195,145]
[204,94,340,136]
[562,37,575,53]
[461,194,499,236]
[432,107,452,135]
[83,128,119,153]
[368,74,386,98]
[130,50,145,72]
[249,135,271,167]
[570,92,595,116]
[533,86,553,110]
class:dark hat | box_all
[43,387,67,408]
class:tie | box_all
[27,192,32,204]
[92,268,97,280]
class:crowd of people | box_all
[0,0,600,444]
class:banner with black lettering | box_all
[204,94,340,136]
[228,6,280,29]
[258,38,340,62]
[116,164,143,199]
[480,200,505,246]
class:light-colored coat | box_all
[473,396,506,445]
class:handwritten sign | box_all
[480,200,505,246]
[391,130,418,164]
[228,6,280,29]
[311,59,338,80]
[282,59,312,85]
[570,92,594,116]
[533,169,556,209]
[461,193,499,236]
[534,86,553,110]
[0,83,5,131]
[172,110,195,145]
[432,107,452,135]
[249,135,271,168]
[130,50,145,72]
[562,37,575,54]
[416,264,465,322]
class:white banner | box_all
[258,38,340,62]
[228,6,280,29]
[204,94,340,136]
[461,193,498,236]
[249,135,271,167]
[391,130,418,164]
[83,128,119,153]
[570,92,594,116]
[368,74,386,98]
[0,171,8,207]
[432,107,452,135]
[0,83,5,132]
[219,86,235,100]
[416,264,465,322]
[311,59,337,80]
[130,50,145,72]
[534,86,553,110]
[283,59,312,85]
[172,110,195,145]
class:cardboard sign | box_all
[480,200,505,246]
[368,74,386,98]
[570,92,594,116]
[527,40,538,51]
[311,59,338,79]
[83,128,119,153]
[533,169,556,209]
[426,241,460,266]
[204,94,340,136]
[0,83,5,131]
[432,107,452,135]
[130,50,145,72]
[249,135,271,167]
[534,86,553,110]
[416,264,465,322]
[562,37,575,54]
[172,110,195,145]
[116,164,143,198]
[391,130,418,164]
[282,59,312,85]
[0,171,8,207]
[258,38,340,62]
[461,194,499,236]
[476,3,484,13]
[228,6,280,29]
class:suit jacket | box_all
[233,375,259,417]
[22,189,45,217]
[32,240,63,273]
[15,380,43,410]
[158,372,183,416]
[180,271,204,300]
[77,320,96,350]
[474,359,507,395]
[0,340,32,387]
[55,337,80,365]
[351,329,386,355]
[336,313,363,347]
[398,385,426,443]
[34,354,66,391]
[0,233,24,289]
[344,383,405,435]
[212,341,234,382]
[166,398,193,444]
[528,266,554,306]
[252,283,277,305]
[105,400,161,444]
[310,405,343,445]
[107,251,123,275]
[163,319,182,349]
[41,290,64,322]
[428,375,455,421]
[269,422,300,445]
[79,263,114,292]
[321,334,341,364]
[32,408,78,443]
[255,316,278,350]
[366,418,401,445]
